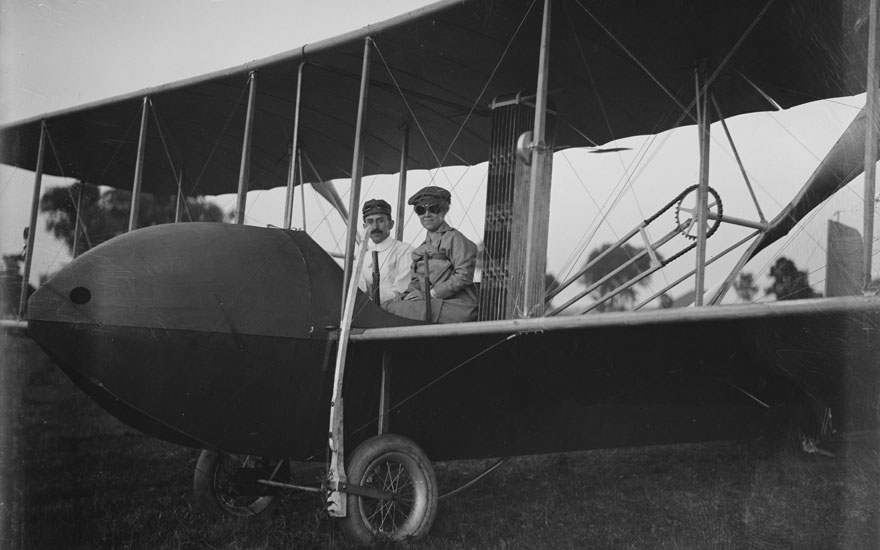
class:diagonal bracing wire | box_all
[190,79,250,196]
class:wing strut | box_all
[19,121,46,320]
[174,168,185,223]
[863,0,879,289]
[522,0,552,317]
[71,182,85,256]
[283,63,305,230]
[234,72,257,225]
[128,97,149,231]
[326,242,369,518]
[341,38,372,308]
[693,69,712,306]
[395,123,409,241]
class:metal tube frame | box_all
[341,38,372,308]
[174,168,185,223]
[545,224,642,302]
[693,70,711,306]
[235,71,257,225]
[129,97,149,232]
[522,0,552,317]
[327,241,370,517]
[327,37,373,518]
[19,121,47,320]
[72,181,84,257]
[299,149,306,230]
[547,226,680,316]
[396,123,409,241]
[707,233,765,305]
[711,95,766,223]
[284,63,305,230]
[636,231,760,310]
[864,0,878,290]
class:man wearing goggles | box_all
[386,186,479,323]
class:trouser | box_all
[385,298,478,323]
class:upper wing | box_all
[0,0,869,197]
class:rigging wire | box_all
[147,99,182,184]
[300,152,345,253]
[0,166,19,202]
[345,333,519,442]
[561,1,614,140]
[436,0,539,167]
[368,0,535,254]
[549,74,692,298]
[370,40,497,268]
[147,99,197,222]
[571,0,694,123]
[91,109,140,188]
[190,79,250,196]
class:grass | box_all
[2,336,878,549]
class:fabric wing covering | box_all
[0,0,870,201]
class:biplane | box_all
[2,0,880,544]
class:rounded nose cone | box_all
[27,223,346,456]
[30,223,333,337]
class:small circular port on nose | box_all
[69,286,91,305]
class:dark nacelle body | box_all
[28,223,880,461]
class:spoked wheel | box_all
[193,450,287,517]
[339,434,438,546]
[674,184,723,239]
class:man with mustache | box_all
[358,199,415,306]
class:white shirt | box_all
[357,236,415,304]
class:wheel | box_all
[193,450,285,517]
[674,184,723,239]
[339,434,438,545]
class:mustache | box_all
[371,229,383,235]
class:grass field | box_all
[2,335,878,549]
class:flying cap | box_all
[407,186,451,206]
[362,198,392,219]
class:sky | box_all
[0,0,874,308]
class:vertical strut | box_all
[19,121,46,320]
[327,242,369,518]
[72,181,84,258]
[342,37,372,308]
[235,71,257,225]
[174,168,185,223]
[864,0,879,289]
[299,148,306,230]
[129,97,149,232]
[694,69,711,306]
[522,0,552,317]
[284,63,305,230]
[378,346,392,435]
[396,123,409,241]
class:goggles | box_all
[415,203,443,216]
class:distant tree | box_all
[40,181,225,256]
[580,243,659,312]
[734,272,759,302]
[544,273,560,295]
[765,257,821,301]
[543,272,561,308]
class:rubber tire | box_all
[339,434,438,546]
[193,450,279,517]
